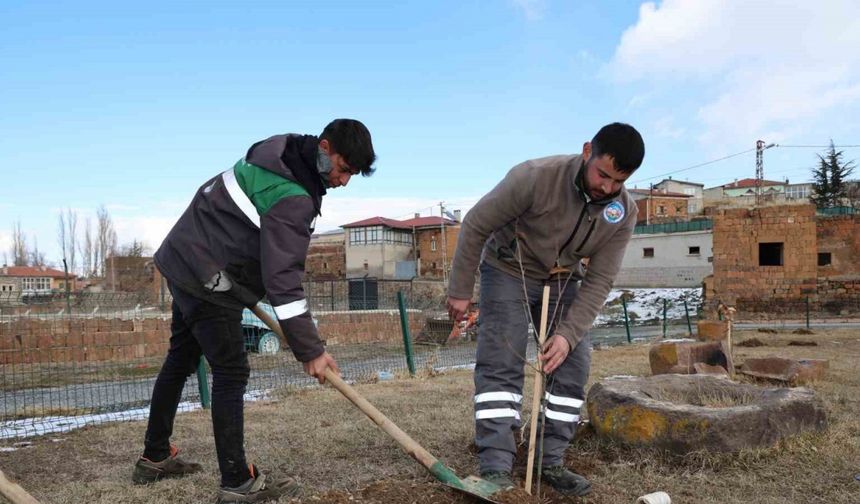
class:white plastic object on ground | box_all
[636,491,671,504]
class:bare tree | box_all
[96,205,117,276]
[58,208,80,273]
[58,211,67,268]
[66,208,78,275]
[10,220,29,266]
[30,238,47,267]
[79,217,95,277]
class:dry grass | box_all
[1,329,858,503]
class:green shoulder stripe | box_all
[232,158,310,216]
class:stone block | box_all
[649,339,728,375]
[740,357,829,385]
[697,320,729,341]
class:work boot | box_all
[132,444,202,484]
[216,465,302,503]
[479,470,515,490]
[541,465,592,496]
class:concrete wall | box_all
[345,242,413,279]
[615,230,713,287]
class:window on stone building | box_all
[688,246,700,255]
[643,247,654,258]
[759,242,783,266]
[431,238,437,252]
[363,261,369,271]
[323,262,328,270]
[657,205,666,215]
[818,252,832,267]
[707,256,714,263]
[676,205,683,213]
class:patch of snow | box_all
[0,390,272,440]
[595,287,702,327]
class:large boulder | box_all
[587,374,827,453]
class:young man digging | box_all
[446,123,644,497]
[132,119,376,503]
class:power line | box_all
[629,148,757,185]
[775,144,860,148]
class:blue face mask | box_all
[317,147,333,188]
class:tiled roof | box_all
[342,216,458,230]
[722,178,785,189]
[0,266,73,278]
[398,216,458,228]
[341,217,412,230]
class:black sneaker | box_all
[216,465,302,503]
[132,444,203,484]
[479,470,514,490]
[541,465,591,496]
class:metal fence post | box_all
[621,296,632,343]
[684,296,692,335]
[197,356,211,409]
[396,290,416,376]
[806,296,810,329]
[662,298,667,338]
[330,280,335,311]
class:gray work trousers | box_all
[474,261,591,473]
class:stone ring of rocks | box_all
[586,374,828,453]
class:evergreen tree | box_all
[810,140,855,207]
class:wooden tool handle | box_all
[0,469,40,504]
[249,304,440,471]
[524,285,551,494]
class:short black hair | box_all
[320,119,376,176]
[591,122,645,174]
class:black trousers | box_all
[143,282,251,487]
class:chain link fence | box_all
[1,283,707,439]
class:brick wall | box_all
[416,226,460,278]
[315,310,425,345]
[0,311,424,365]
[0,318,170,365]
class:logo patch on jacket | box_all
[603,201,625,224]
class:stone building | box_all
[629,188,692,225]
[305,230,346,280]
[707,204,860,316]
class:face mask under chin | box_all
[317,147,334,188]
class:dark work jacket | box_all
[154,134,324,362]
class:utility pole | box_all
[755,139,776,205]
[440,202,448,284]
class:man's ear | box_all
[582,141,592,160]
[319,138,331,154]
